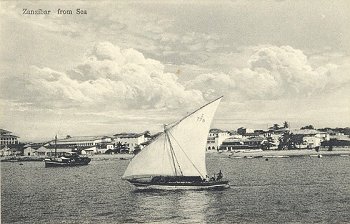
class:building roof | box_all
[228,130,239,135]
[291,129,325,135]
[114,133,144,138]
[209,128,225,133]
[36,146,72,152]
[0,134,19,138]
[0,129,12,135]
[55,136,111,143]
[82,146,97,151]
[331,135,350,141]
[24,143,43,149]
[224,136,265,143]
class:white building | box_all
[292,129,330,149]
[113,133,146,153]
[206,129,232,151]
[220,136,265,151]
[263,133,281,150]
[23,146,71,157]
[46,136,112,148]
[23,146,37,156]
[0,129,19,146]
[0,146,21,157]
[81,146,98,155]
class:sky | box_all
[0,0,349,141]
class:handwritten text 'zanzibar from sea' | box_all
[23,8,87,15]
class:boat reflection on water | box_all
[126,189,222,223]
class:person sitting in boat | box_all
[217,170,223,181]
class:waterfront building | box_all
[80,144,114,154]
[23,146,71,157]
[264,133,281,150]
[206,129,231,151]
[46,136,113,148]
[113,133,146,153]
[228,130,243,139]
[321,135,350,148]
[105,143,115,151]
[23,146,35,156]
[23,143,42,156]
[81,146,98,155]
[237,127,254,135]
[0,145,21,157]
[220,136,265,151]
[0,129,19,147]
[291,129,329,149]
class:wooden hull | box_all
[44,158,91,167]
[128,179,230,190]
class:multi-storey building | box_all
[220,136,265,151]
[291,129,329,149]
[113,133,146,153]
[0,129,19,146]
[206,129,232,151]
[46,136,112,148]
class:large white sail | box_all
[122,97,222,180]
[122,133,177,178]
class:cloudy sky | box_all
[1,0,349,141]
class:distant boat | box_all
[44,152,91,167]
[44,136,91,167]
[122,96,229,190]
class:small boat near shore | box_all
[44,136,91,168]
[122,96,229,190]
[44,152,91,167]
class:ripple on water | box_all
[1,155,350,223]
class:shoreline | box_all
[0,153,134,162]
[215,148,350,158]
[2,148,349,162]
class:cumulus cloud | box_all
[1,42,204,110]
[186,45,349,101]
[2,43,349,119]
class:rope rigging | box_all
[167,130,205,179]
[165,130,183,176]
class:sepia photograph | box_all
[1,0,349,223]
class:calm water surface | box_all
[1,154,350,223]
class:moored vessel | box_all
[44,152,91,167]
[44,135,91,167]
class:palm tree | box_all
[301,125,314,130]
[273,124,280,130]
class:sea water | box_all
[1,154,350,223]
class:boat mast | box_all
[54,135,57,157]
[164,125,183,176]
[166,132,183,176]
[167,131,206,179]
